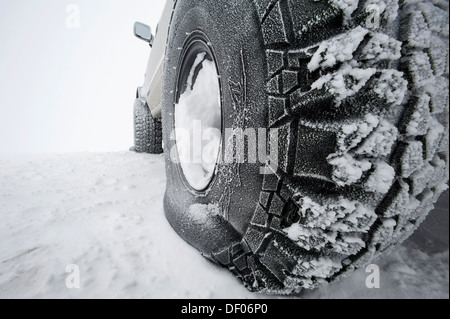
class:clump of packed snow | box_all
[312,64,377,104]
[418,1,450,37]
[428,35,449,77]
[365,162,396,194]
[372,218,397,242]
[308,27,368,72]
[366,0,399,22]
[409,52,435,87]
[330,0,399,24]
[189,203,221,224]
[295,196,357,230]
[336,114,379,153]
[373,69,408,105]
[285,195,377,256]
[410,164,435,196]
[329,154,372,186]
[405,95,431,136]
[404,10,432,48]
[400,141,425,178]
[175,53,222,191]
[355,120,398,157]
[360,32,402,63]
[427,78,450,114]
[295,257,342,281]
[329,0,359,23]
[306,23,406,107]
[341,204,379,233]
[0,152,448,299]
[383,181,412,218]
[425,118,445,159]
[430,157,449,190]
[285,256,343,290]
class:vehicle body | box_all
[137,0,173,119]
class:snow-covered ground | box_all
[0,152,448,299]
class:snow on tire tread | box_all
[226,0,450,294]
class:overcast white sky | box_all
[0,0,166,153]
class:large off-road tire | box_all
[162,0,449,294]
[131,92,163,154]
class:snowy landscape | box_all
[0,152,447,299]
[0,0,448,300]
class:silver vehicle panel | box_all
[141,0,174,119]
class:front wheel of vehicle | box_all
[162,0,449,295]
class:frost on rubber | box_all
[131,96,163,155]
[217,0,449,294]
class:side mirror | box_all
[134,22,154,47]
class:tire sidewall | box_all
[163,0,267,251]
